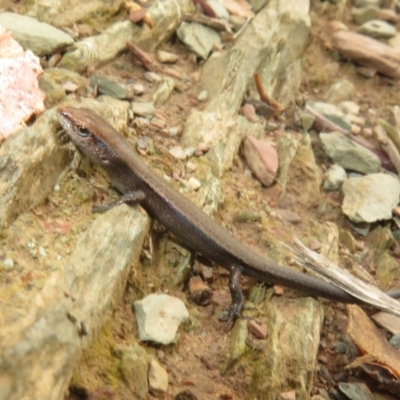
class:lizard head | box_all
[57,106,121,166]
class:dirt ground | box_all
[59,2,400,400]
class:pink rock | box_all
[0,27,45,139]
[242,135,278,187]
[241,103,258,123]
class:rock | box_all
[376,8,399,24]
[241,103,258,123]
[339,382,375,400]
[132,83,144,95]
[299,112,315,131]
[339,229,357,253]
[307,101,352,132]
[144,71,162,82]
[156,50,179,63]
[323,164,347,191]
[341,173,400,223]
[242,135,278,187]
[352,0,381,7]
[189,276,212,305]
[352,6,378,25]
[152,77,175,105]
[119,344,150,399]
[358,20,397,39]
[131,102,155,118]
[176,22,221,60]
[0,12,73,56]
[375,250,398,289]
[357,66,377,78]
[323,79,356,105]
[320,132,381,174]
[389,334,400,349]
[333,30,400,79]
[134,294,189,345]
[198,90,209,101]
[388,32,400,48]
[329,21,349,32]
[169,146,187,160]
[89,75,129,99]
[339,101,360,115]
[149,359,169,394]
[206,0,230,19]
[248,319,267,339]
[371,311,400,335]
[249,0,269,13]
[233,210,262,223]
[188,177,201,190]
[229,15,247,31]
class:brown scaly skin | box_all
[57,106,398,329]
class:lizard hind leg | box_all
[93,190,146,213]
[219,265,246,331]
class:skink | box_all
[57,106,394,327]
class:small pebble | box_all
[38,246,47,256]
[247,320,267,339]
[169,146,187,160]
[186,161,197,172]
[188,177,201,191]
[185,147,196,158]
[2,257,14,270]
[339,101,360,115]
[53,184,60,192]
[197,143,210,154]
[198,90,209,101]
[156,50,179,64]
[132,83,144,95]
[351,124,361,135]
[266,122,278,131]
[144,71,162,82]
[169,126,180,136]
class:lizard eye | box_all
[76,125,90,137]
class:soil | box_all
[27,2,400,400]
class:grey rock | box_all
[119,344,150,399]
[389,333,400,349]
[149,359,169,393]
[307,102,352,132]
[299,112,315,131]
[357,66,377,78]
[358,20,397,39]
[206,0,230,19]
[131,102,156,118]
[352,6,378,25]
[152,77,175,105]
[176,22,221,60]
[342,173,400,223]
[320,132,381,174]
[134,294,189,345]
[323,79,356,105]
[0,12,73,56]
[249,0,268,13]
[89,75,129,99]
[339,382,375,400]
[324,164,347,191]
[352,0,381,7]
